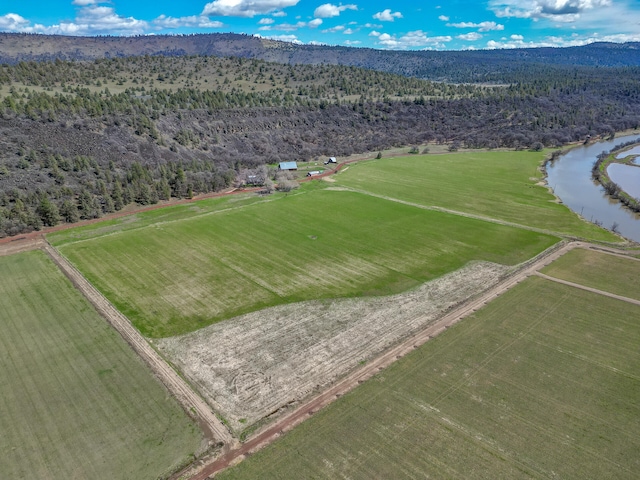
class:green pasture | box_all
[219,274,640,480]
[542,248,640,300]
[49,192,271,247]
[52,186,557,337]
[334,151,619,242]
[0,251,204,480]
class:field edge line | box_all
[39,241,236,455]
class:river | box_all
[546,134,640,242]
[607,164,640,199]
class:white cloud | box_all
[373,9,403,21]
[447,21,504,31]
[457,32,483,41]
[263,33,302,43]
[343,28,355,34]
[322,25,346,32]
[374,30,451,49]
[25,5,150,36]
[1,4,153,35]
[489,0,611,22]
[438,15,449,21]
[259,17,275,24]
[0,13,31,31]
[314,3,358,18]
[69,5,149,34]
[344,39,361,45]
[485,29,640,49]
[153,15,223,29]
[269,19,322,31]
[202,0,300,18]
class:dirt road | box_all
[535,271,640,306]
[4,230,637,480]
[0,235,46,256]
[40,243,234,448]
[186,240,607,479]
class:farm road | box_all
[40,243,235,448]
[0,235,45,257]
[340,186,585,239]
[188,240,640,479]
[535,271,640,306]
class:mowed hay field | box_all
[218,256,640,480]
[0,251,205,480]
[335,150,619,242]
[50,186,558,337]
[541,248,640,300]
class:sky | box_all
[1,0,639,51]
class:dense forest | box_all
[1,38,640,237]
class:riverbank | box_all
[545,133,640,243]
[592,139,640,217]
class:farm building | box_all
[307,171,322,177]
[278,161,298,171]
[324,157,337,165]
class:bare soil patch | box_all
[156,261,509,433]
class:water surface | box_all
[615,145,640,159]
[608,163,640,199]
[546,135,640,242]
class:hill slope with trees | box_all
[0,35,639,237]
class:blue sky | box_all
[1,1,639,50]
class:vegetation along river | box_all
[546,134,640,242]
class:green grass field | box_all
[335,151,619,242]
[218,271,640,479]
[49,192,273,247]
[542,248,640,301]
[51,186,557,337]
[0,251,204,480]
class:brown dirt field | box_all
[156,261,510,433]
[0,235,45,256]
[182,240,589,479]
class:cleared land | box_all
[217,265,640,479]
[48,192,272,247]
[0,251,205,480]
[51,185,557,338]
[541,247,640,300]
[156,261,510,433]
[334,150,619,242]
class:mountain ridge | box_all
[2,32,640,82]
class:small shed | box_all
[307,170,322,177]
[324,157,337,165]
[279,161,298,171]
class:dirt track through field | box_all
[535,271,640,306]
[39,242,234,448]
[186,239,637,479]
[3,231,638,480]
[0,235,45,256]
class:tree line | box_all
[1,56,640,238]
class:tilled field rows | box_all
[157,261,511,432]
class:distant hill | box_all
[1,32,640,82]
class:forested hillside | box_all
[1,37,639,237]
[2,33,640,82]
